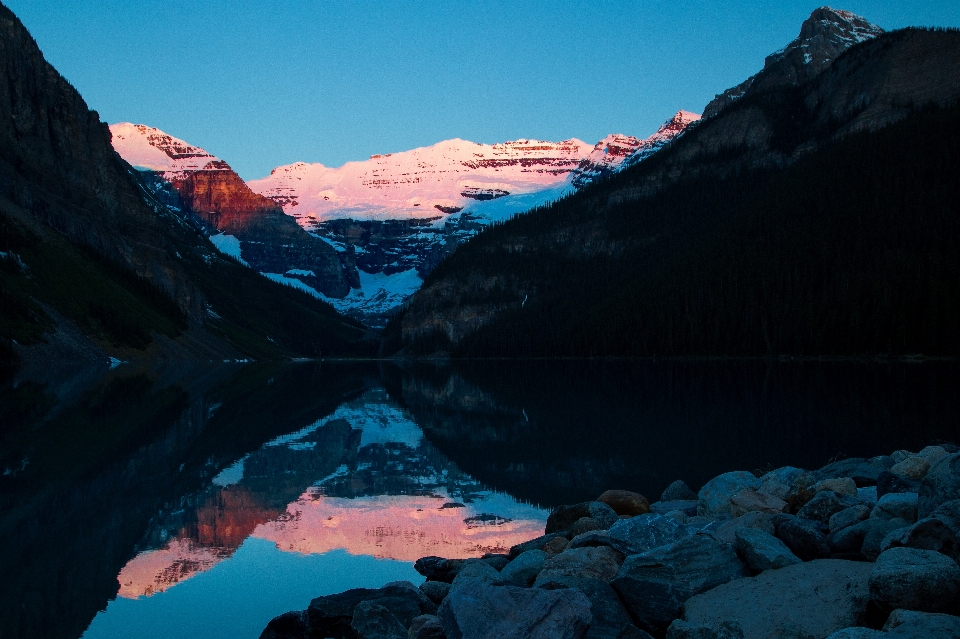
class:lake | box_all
[2,359,959,639]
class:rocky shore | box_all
[260,446,960,639]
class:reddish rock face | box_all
[166,168,285,235]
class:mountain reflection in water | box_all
[1,359,958,639]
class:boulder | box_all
[415,557,466,583]
[869,455,895,470]
[538,577,635,639]
[710,512,774,546]
[857,486,879,505]
[617,627,656,639]
[734,527,802,572]
[861,518,911,561]
[876,471,921,499]
[602,514,698,556]
[759,466,805,488]
[917,445,951,465]
[481,554,510,572]
[533,546,624,587]
[797,491,860,524]
[409,615,446,639]
[661,480,698,502]
[871,493,918,523]
[500,550,548,586]
[307,582,434,638]
[598,490,650,516]
[756,477,791,501]
[815,458,884,486]
[449,562,502,592]
[882,608,960,637]
[546,503,594,534]
[698,472,762,517]
[879,516,960,562]
[571,517,603,537]
[870,547,960,614]
[664,510,690,522]
[816,477,859,497]
[611,534,748,633]
[419,581,452,605]
[891,451,912,464]
[590,502,621,529]
[666,619,745,639]
[728,490,787,517]
[890,457,931,481]
[543,537,570,555]
[830,505,873,534]
[508,533,568,559]
[774,516,831,561]
[681,559,872,639]
[828,520,872,555]
[259,611,307,639]
[650,500,699,517]
[919,453,960,518]
[437,582,591,639]
[351,601,407,639]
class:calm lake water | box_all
[2,359,959,639]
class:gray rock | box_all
[419,581,452,605]
[590,502,620,529]
[682,559,872,639]
[760,466,805,488]
[666,619,745,639]
[409,615,445,639]
[710,512,774,546]
[650,500,699,517]
[538,577,635,639]
[665,510,690,522]
[617,628,655,639]
[734,527,802,572]
[882,608,960,637]
[798,491,860,524]
[500,549,548,586]
[449,562,502,592]
[861,518,911,561]
[879,516,960,562]
[351,601,407,639]
[858,486,879,505]
[307,582,434,637]
[917,445,951,465]
[828,520,873,554]
[546,503,594,534]
[872,493,918,523]
[728,489,788,517]
[870,547,960,613]
[597,490,651,517]
[415,557,467,583]
[816,477,859,497]
[662,480,698,502]
[830,505,873,534]
[611,534,748,633]
[774,516,831,561]
[698,472,762,517]
[603,514,698,556]
[508,533,568,559]
[259,610,307,639]
[571,517,603,537]
[870,455,895,470]
[891,451,912,464]
[823,629,883,639]
[877,471,921,499]
[919,453,960,518]
[890,457,931,480]
[480,554,510,572]
[757,477,791,501]
[533,546,624,587]
[438,582,591,639]
[816,458,884,486]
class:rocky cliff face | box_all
[110,123,355,298]
[704,7,884,118]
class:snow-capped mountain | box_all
[112,114,698,327]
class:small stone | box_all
[815,478,858,497]
[829,505,872,534]
[890,456,931,480]
[729,489,788,517]
[698,472,762,517]
[774,516,831,561]
[662,480,698,502]
[876,471,921,499]
[798,491,859,524]
[533,546,624,587]
[734,527,802,572]
[419,581,452,605]
[499,550,548,587]
[351,602,407,639]
[871,493,918,523]
[508,533,568,559]
[598,490,651,516]
[710,512,775,546]
[870,547,960,613]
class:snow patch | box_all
[209,234,248,266]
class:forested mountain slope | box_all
[385,27,960,358]
[0,3,374,364]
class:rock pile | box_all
[260,446,960,639]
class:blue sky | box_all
[7,1,959,180]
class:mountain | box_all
[0,2,373,364]
[383,11,960,358]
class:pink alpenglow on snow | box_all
[109,122,227,180]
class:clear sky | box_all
[6,1,959,180]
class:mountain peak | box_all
[110,123,229,176]
[704,7,883,118]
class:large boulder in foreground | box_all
[679,559,872,639]
[538,576,637,639]
[437,582,591,639]
[870,547,960,614]
[611,534,747,633]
